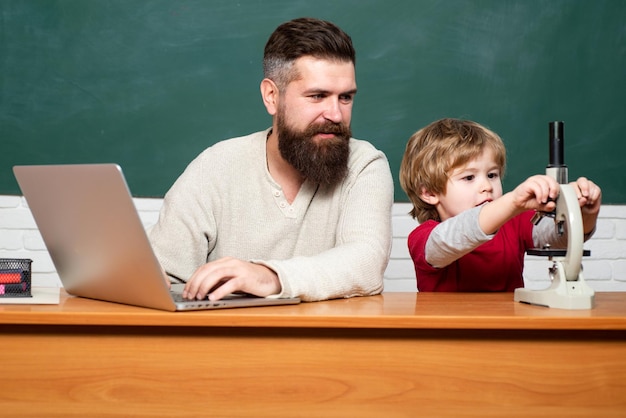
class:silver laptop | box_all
[13,164,300,311]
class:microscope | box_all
[513,122,595,309]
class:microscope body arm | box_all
[556,184,584,281]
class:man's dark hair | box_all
[263,17,356,90]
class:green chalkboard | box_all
[2,0,625,202]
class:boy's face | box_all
[426,147,503,221]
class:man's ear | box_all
[419,187,439,205]
[260,78,279,116]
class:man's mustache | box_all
[307,122,350,136]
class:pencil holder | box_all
[0,258,32,297]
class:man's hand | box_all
[182,257,282,301]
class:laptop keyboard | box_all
[170,291,193,303]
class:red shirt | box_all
[408,211,536,292]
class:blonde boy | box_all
[399,118,601,291]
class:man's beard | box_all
[276,112,351,187]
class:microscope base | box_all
[514,263,595,309]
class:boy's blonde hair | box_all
[399,118,507,223]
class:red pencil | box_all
[0,270,23,284]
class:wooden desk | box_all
[1,291,625,417]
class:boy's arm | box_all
[425,206,492,268]
[427,175,558,268]
[425,175,599,269]
[479,175,560,235]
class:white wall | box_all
[1,195,625,291]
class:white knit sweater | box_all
[148,129,394,302]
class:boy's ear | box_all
[419,187,439,205]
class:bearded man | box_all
[149,17,393,302]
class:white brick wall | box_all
[2,195,625,292]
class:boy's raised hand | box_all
[512,175,560,212]
[570,177,602,234]
[571,177,602,213]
